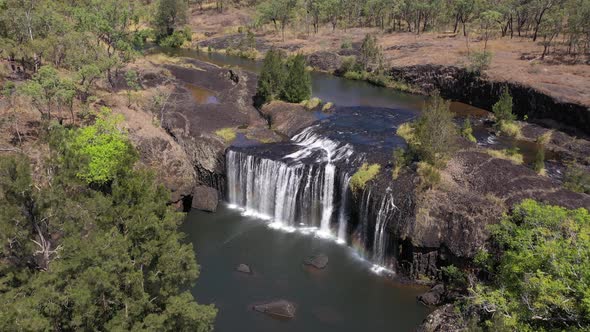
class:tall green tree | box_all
[256,48,287,104]
[282,54,312,103]
[154,0,189,39]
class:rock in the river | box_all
[417,284,445,306]
[253,300,296,319]
[304,254,329,269]
[191,186,219,212]
[236,263,252,274]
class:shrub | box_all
[392,147,411,179]
[563,162,590,194]
[533,146,546,175]
[159,28,192,48]
[349,163,381,192]
[497,120,521,138]
[417,162,441,189]
[339,56,359,74]
[321,102,334,112]
[359,34,383,71]
[441,265,467,289]
[341,38,353,49]
[467,50,492,74]
[461,117,477,143]
[215,127,237,143]
[300,97,321,110]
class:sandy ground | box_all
[188,6,590,108]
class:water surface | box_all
[183,205,431,332]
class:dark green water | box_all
[182,205,431,332]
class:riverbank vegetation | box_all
[463,199,590,331]
[0,111,216,330]
[256,49,311,104]
[349,163,381,192]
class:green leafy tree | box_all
[492,87,516,124]
[19,65,75,120]
[256,48,287,104]
[469,200,590,330]
[412,92,457,166]
[70,108,137,186]
[154,0,189,40]
[281,54,312,103]
[359,33,383,71]
[124,69,140,107]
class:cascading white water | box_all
[227,126,352,233]
[372,191,397,266]
[336,175,351,243]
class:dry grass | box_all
[486,148,524,165]
[215,127,237,142]
[189,5,590,107]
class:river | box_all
[165,48,466,331]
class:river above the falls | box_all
[182,206,431,332]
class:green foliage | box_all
[469,200,590,330]
[256,50,312,105]
[413,93,457,166]
[533,145,546,175]
[282,53,312,103]
[563,162,590,194]
[486,148,524,165]
[467,50,492,74]
[392,147,411,179]
[461,117,477,143]
[417,161,441,189]
[349,163,381,192]
[69,108,137,185]
[256,48,287,104]
[19,65,75,120]
[215,127,237,142]
[492,88,516,124]
[0,133,216,330]
[159,27,192,48]
[125,70,140,106]
[442,265,467,289]
[154,0,189,40]
[359,33,383,71]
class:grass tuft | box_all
[349,163,381,192]
[486,148,524,165]
[215,127,237,143]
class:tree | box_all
[125,69,140,107]
[256,48,287,104]
[69,108,137,186]
[256,0,298,41]
[359,33,383,71]
[469,200,590,330]
[281,54,312,103]
[413,92,457,166]
[0,120,217,330]
[154,0,189,40]
[19,65,75,121]
[492,87,515,124]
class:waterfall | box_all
[372,191,396,266]
[227,126,352,234]
[226,125,399,274]
[337,174,351,243]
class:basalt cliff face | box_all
[389,65,590,136]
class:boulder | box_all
[417,284,445,306]
[236,263,252,274]
[304,254,329,269]
[253,300,296,319]
[416,304,466,332]
[191,186,219,212]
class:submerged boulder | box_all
[191,186,219,212]
[253,300,296,319]
[304,254,329,269]
[236,263,252,274]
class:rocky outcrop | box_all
[417,284,445,306]
[260,101,317,137]
[389,65,590,136]
[191,185,219,212]
[236,263,252,274]
[416,304,467,332]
